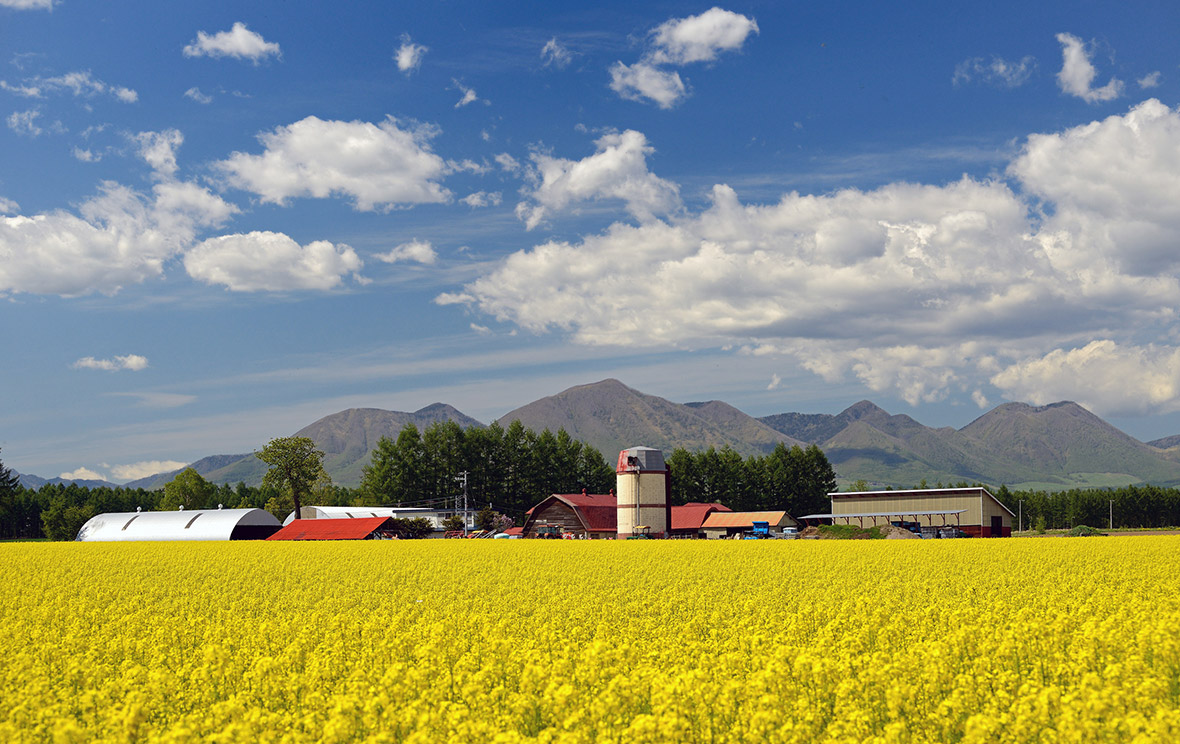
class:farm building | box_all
[75,507,281,542]
[282,505,473,531]
[267,517,400,541]
[669,502,732,538]
[521,492,618,539]
[616,446,671,539]
[806,487,1014,537]
[700,511,800,539]
[521,493,740,539]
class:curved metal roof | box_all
[76,508,281,542]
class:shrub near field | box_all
[2,541,1179,743]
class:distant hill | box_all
[293,404,483,486]
[24,382,1180,494]
[16,472,121,490]
[957,402,1180,488]
[496,379,804,458]
[123,404,485,490]
[759,400,1180,489]
[1148,434,1180,450]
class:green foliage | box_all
[1067,525,1106,537]
[668,442,836,515]
[359,420,613,522]
[257,437,328,521]
[160,468,217,511]
[441,515,465,532]
[994,484,1180,531]
[818,524,884,540]
[40,499,94,541]
[388,517,434,539]
[1035,515,1047,534]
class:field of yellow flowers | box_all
[1,538,1179,743]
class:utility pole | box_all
[455,471,469,536]
[1109,499,1113,531]
[1018,500,1023,533]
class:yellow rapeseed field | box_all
[1,538,1178,743]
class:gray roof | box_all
[618,446,667,473]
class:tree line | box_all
[25,433,1180,541]
[668,443,837,517]
[992,484,1180,531]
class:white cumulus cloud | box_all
[453,80,479,108]
[183,22,281,63]
[461,191,501,208]
[184,87,213,104]
[515,129,681,229]
[73,354,149,371]
[184,231,363,291]
[991,340,1180,416]
[609,7,756,108]
[59,467,105,481]
[1139,71,1161,89]
[375,239,437,265]
[0,180,236,296]
[648,7,759,65]
[1055,32,1122,103]
[110,460,189,482]
[609,62,687,109]
[215,116,450,211]
[132,129,184,177]
[395,34,427,74]
[444,100,1180,414]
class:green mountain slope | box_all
[760,398,1180,489]
[496,379,803,460]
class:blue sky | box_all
[4,1,1180,481]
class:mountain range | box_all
[19,379,1180,492]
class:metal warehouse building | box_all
[808,487,1014,537]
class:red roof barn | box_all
[669,502,732,537]
[521,492,617,539]
[266,517,399,541]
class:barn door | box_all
[991,515,1003,537]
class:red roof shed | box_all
[670,502,732,533]
[266,516,396,541]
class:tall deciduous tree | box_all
[256,437,328,521]
[160,468,216,511]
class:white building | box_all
[76,508,281,541]
[282,505,475,531]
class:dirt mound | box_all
[880,524,918,539]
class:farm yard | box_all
[2,539,1179,742]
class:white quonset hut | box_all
[615,446,671,539]
[76,508,281,542]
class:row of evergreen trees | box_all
[357,420,616,517]
[992,484,1180,531]
[668,443,836,517]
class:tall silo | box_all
[615,446,670,539]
